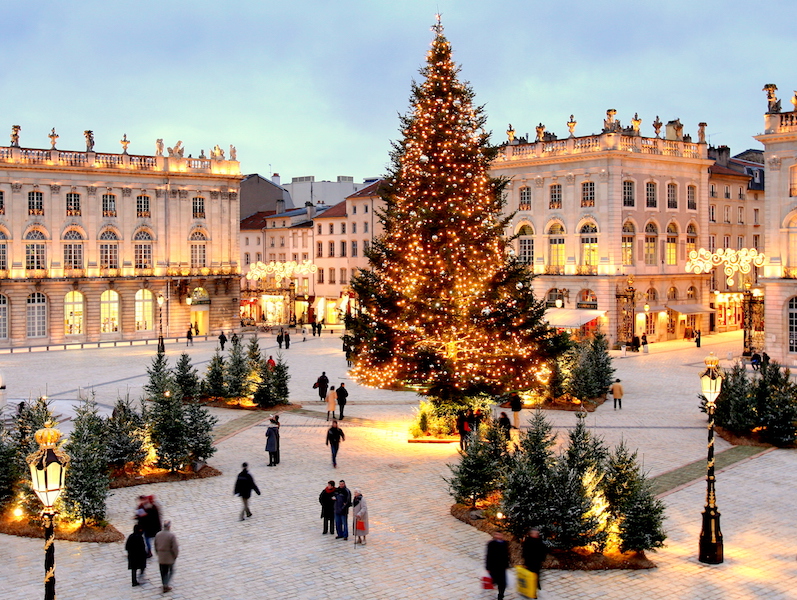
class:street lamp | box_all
[699,352,724,564]
[157,294,165,353]
[26,422,70,600]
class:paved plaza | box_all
[1,330,796,599]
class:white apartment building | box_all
[281,175,371,207]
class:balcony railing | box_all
[576,265,597,275]
[28,208,44,216]
[193,212,206,219]
[784,267,797,279]
[102,210,117,218]
[544,265,564,275]
[137,210,151,218]
[66,209,81,216]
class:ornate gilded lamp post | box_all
[157,294,165,353]
[699,352,724,564]
[26,422,70,600]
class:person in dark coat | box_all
[284,331,291,349]
[218,331,227,351]
[522,529,547,593]
[336,382,349,420]
[695,329,701,348]
[455,411,468,451]
[497,412,511,437]
[136,495,162,558]
[276,329,284,349]
[318,480,337,534]
[326,420,345,468]
[186,327,193,346]
[509,392,522,429]
[234,462,261,521]
[485,531,510,600]
[333,479,352,540]
[125,524,148,587]
[272,414,281,464]
[265,419,280,466]
[316,371,329,401]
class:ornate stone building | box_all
[490,111,714,346]
[0,129,241,347]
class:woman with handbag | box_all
[352,489,369,545]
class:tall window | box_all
[26,292,47,338]
[580,223,598,268]
[667,183,677,209]
[645,312,656,335]
[64,291,84,335]
[710,184,717,198]
[644,223,658,265]
[738,207,744,224]
[363,240,370,253]
[581,181,595,207]
[341,268,347,284]
[519,187,531,210]
[687,185,697,210]
[621,222,634,266]
[687,286,697,300]
[0,294,7,339]
[328,241,335,257]
[256,252,261,262]
[351,241,358,257]
[623,181,635,207]
[709,234,716,251]
[280,236,285,247]
[244,252,250,265]
[790,297,797,353]
[0,190,4,214]
[100,289,120,333]
[136,195,151,218]
[341,223,346,235]
[329,268,336,284]
[723,206,730,223]
[0,231,6,271]
[363,222,369,233]
[666,224,678,265]
[737,235,744,250]
[134,230,153,269]
[190,231,207,267]
[317,241,323,258]
[99,230,119,269]
[102,193,117,217]
[753,234,760,250]
[723,235,730,249]
[548,223,565,268]
[192,197,205,218]
[318,268,324,284]
[549,184,562,209]
[66,192,81,216]
[518,225,534,265]
[63,230,84,269]
[754,208,760,225]
[686,224,697,256]
[28,191,43,215]
[135,289,154,331]
[646,182,657,208]
[329,224,334,235]
[351,224,356,235]
[25,230,46,270]
[709,205,716,222]
[340,241,347,257]
[724,185,731,199]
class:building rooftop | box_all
[240,211,275,230]
[313,202,347,219]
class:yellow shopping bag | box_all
[515,565,538,598]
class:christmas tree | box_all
[225,335,249,398]
[106,396,148,472]
[348,17,567,402]
[173,352,200,401]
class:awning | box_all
[643,305,668,313]
[669,303,715,314]
[545,309,606,328]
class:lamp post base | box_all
[698,507,724,564]
[157,336,165,354]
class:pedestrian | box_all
[345,346,352,367]
[522,529,547,596]
[277,328,284,349]
[762,351,771,368]
[464,408,475,441]
[610,378,624,410]
[125,524,147,587]
[509,392,522,429]
[319,480,336,535]
[326,419,345,468]
[267,355,276,370]
[333,479,352,540]
[315,371,329,401]
[231,332,239,346]
[234,462,261,521]
[485,531,510,600]
[194,322,199,336]
[751,352,761,371]
[352,489,369,545]
[302,326,307,342]
[186,327,193,346]
[136,495,162,558]
[265,418,280,466]
[218,331,227,351]
[312,322,317,337]
[497,412,511,436]
[154,520,179,594]
[272,414,281,464]
[695,329,701,348]
[325,385,337,421]
[455,411,468,451]
[641,333,648,353]
[336,382,348,420]
[284,330,291,349]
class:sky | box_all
[1,1,795,184]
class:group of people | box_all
[126,495,179,593]
[276,328,291,349]
[454,408,486,451]
[315,371,350,420]
[310,321,325,336]
[485,529,546,600]
[318,479,369,544]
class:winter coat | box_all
[234,469,261,499]
[326,389,337,411]
[333,485,352,516]
[316,374,329,398]
[137,503,162,538]
[353,494,369,535]
[485,539,509,573]
[319,486,336,519]
[154,530,179,565]
[522,536,547,574]
[125,530,147,570]
[336,386,349,405]
[509,393,522,412]
[265,425,280,452]
[326,426,345,446]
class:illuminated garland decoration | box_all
[345,17,568,400]
[685,248,766,287]
[246,260,318,286]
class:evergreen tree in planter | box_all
[61,394,110,526]
[501,451,554,539]
[545,456,601,550]
[567,333,614,403]
[203,350,227,398]
[518,409,558,470]
[146,386,188,472]
[0,429,17,512]
[184,400,218,469]
[173,352,200,401]
[712,363,756,434]
[106,396,148,472]
[446,426,505,507]
[566,412,608,477]
[225,335,249,398]
[245,335,264,396]
[271,354,291,405]
[754,361,797,446]
[253,360,277,408]
[144,350,172,399]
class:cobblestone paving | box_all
[1,330,796,599]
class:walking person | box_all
[336,382,349,420]
[455,411,468,451]
[265,418,280,466]
[312,322,317,337]
[333,479,352,540]
[509,391,522,429]
[326,419,345,468]
[154,521,179,594]
[267,355,276,370]
[325,385,337,421]
[218,331,227,351]
[136,495,162,558]
[497,412,511,437]
[610,378,624,410]
[641,332,648,353]
[125,524,148,587]
[272,414,281,464]
[522,529,547,597]
[186,327,193,346]
[485,531,510,600]
[276,329,284,349]
[352,489,369,545]
[315,371,329,401]
[284,330,291,349]
[302,326,307,342]
[695,329,702,348]
[234,462,261,520]
[194,322,199,336]
[231,332,239,346]
[319,480,336,535]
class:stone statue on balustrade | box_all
[120,133,130,154]
[763,84,781,113]
[535,123,545,142]
[84,130,94,152]
[631,113,642,135]
[230,145,237,160]
[506,124,515,143]
[167,140,184,157]
[603,109,622,133]
[48,127,59,149]
[567,115,577,137]
[10,125,20,147]
[212,144,225,160]
[792,92,797,112]
[156,139,164,156]
[652,116,662,137]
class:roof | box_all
[346,179,385,199]
[240,211,275,230]
[709,163,750,179]
[313,202,347,219]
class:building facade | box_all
[0,132,241,347]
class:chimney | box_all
[708,145,731,167]
[276,198,285,214]
[305,201,315,219]
[272,173,281,186]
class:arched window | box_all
[135,289,154,331]
[580,223,598,270]
[519,187,531,210]
[644,223,658,265]
[25,230,46,271]
[687,185,697,210]
[548,223,564,270]
[687,224,698,256]
[546,288,567,307]
[190,231,207,268]
[789,297,797,353]
[687,286,697,300]
[647,288,658,302]
[99,230,119,269]
[0,294,8,339]
[517,224,534,265]
[64,291,84,335]
[622,222,635,266]
[666,223,678,265]
[0,230,7,271]
[26,292,47,337]
[578,289,597,309]
[63,230,84,270]
[134,230,153,269]
[100,290,120,333]
[667,287,678,301]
